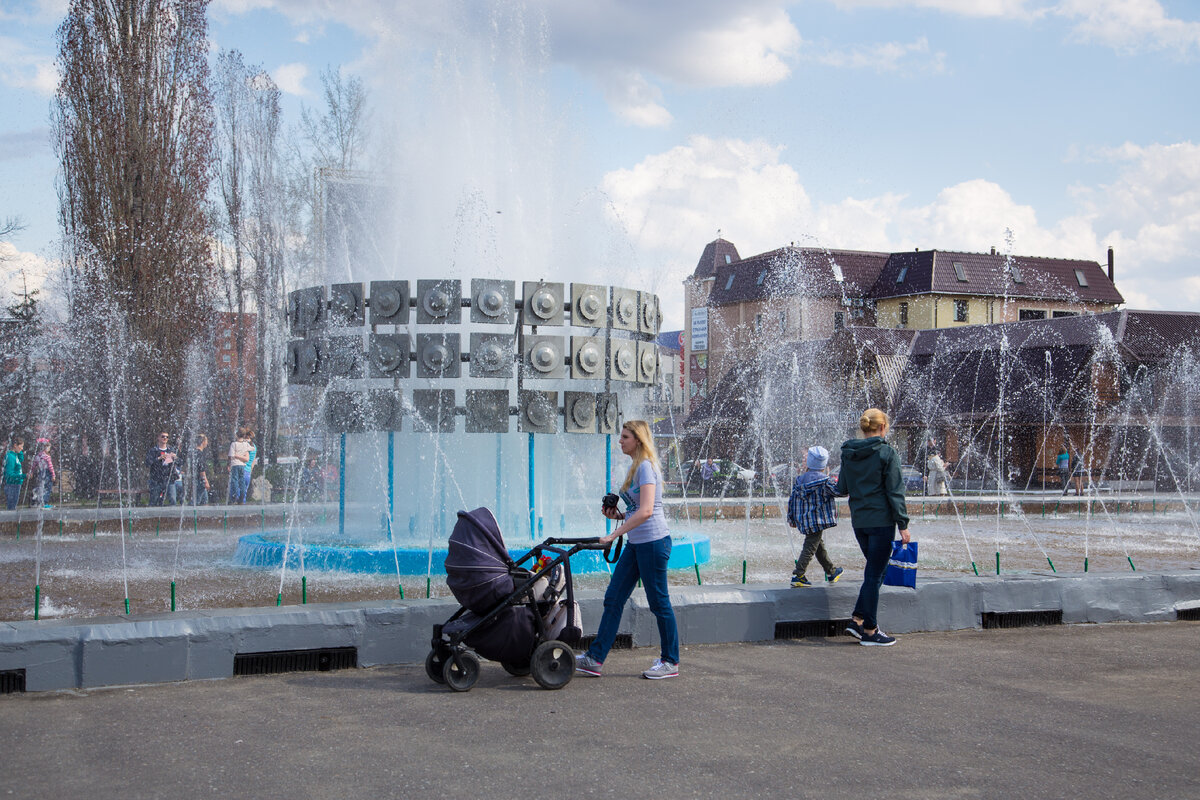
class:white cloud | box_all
[596,70,673,128]
[1056,0,1200,55]
[0,34,58,95]
[804,35,947,73]
[0,243,54,299]
[827,0,1044,18]
[603,136,1200,322]
[272,62,310,96]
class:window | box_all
[954,299,969,322]
[1010,264,1024,284]
[221,354,231,363]
[1019,309,1046,321]
[899,302,908,327]
[224,340,232,349]
[953,262,968,282]
[724,273,735,290]
[831,264,844,282]
[896,267,908,283]
[1074,269,1089,287]
[834,311,845,331]
[778,311,787,332]
[756,270,767,286]
[223,329,232,337]
[754,313,763,334]
[1053,310,1078,318]
[724,254,732,264]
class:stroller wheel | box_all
[443,650,481,692]
[501,661,531,677]
[425,648,449,685]
[530,640,575,690]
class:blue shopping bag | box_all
[883,541,918,588]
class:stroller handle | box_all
[543,536,623,563]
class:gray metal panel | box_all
[416,279,462,324]
[636,340,658,384]
[596,393,620,434]
[289,285,326,334]
[368,333,410,378]
[471,279,515,324]
[522,281,565,326]
[469,333,515,378]
[465,389,511,433]
[639,292,660,335]
[610,339,636,382]
[563,392,596,434]
[523,335,565,379]
[415,333,462,379]
[412,389,456,432]
[570,336,604,380]
[571,283,608,328]
[518,390,558,434]
[365,390,404,431]
[329,282,365,326]
[324,390,365,433]
[368,280,409,326]
[611,287,638,332]
[320,335,364,380]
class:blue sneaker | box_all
[845,620,864,640]
[825,567,844,584]
[861,629,897,647]
[790,575,813,587]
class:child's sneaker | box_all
[860,629,897,646]
[790,575,813,587]
[825,567,844,583]
[575,653,603,676]
[642,658,679,679]
[845,619,864,640]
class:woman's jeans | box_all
[228,470,247,504]
[587,536,680,665]
[852,526,896,631]
[4,484,19,510]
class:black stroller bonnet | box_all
[445,507,517,614]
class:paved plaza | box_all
[1,621,1197,799]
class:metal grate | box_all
[0,669,27,694]
[576,633,631,652]
[234,647,357,676]
[1177,607,1200,622]
[981,610,1063,629]
[775,620,852,640]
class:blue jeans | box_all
[4,484,20,510]
[587,536,679,665]
[228,470,247,504]
[852,526,896,631]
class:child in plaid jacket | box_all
[786,446,845,587]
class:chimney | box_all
[990,246,996,255]
[1107,247,1114,282]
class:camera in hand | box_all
[602,492,619,510]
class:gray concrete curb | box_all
[2,571,1198,691]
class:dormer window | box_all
[831,264,844,282]
[724,254,732,264]
[725,273,735,290]
[953,262,967,282]
[1010,264,1024,284]
[896,267,908,283]
[756,270,767,286]
[1074,269,1089,287]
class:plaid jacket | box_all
[786,471,841,534]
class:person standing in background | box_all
[192,434,211,505]
[4,438,25,510]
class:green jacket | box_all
[4,451,25,485]
[835,436,909,530]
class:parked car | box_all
[899,464,924,493]
[683,458,758,496]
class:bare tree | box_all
[53,0,216,458]
[300,67,370,172]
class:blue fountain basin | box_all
[233,532,711,575]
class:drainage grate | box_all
[775,620,852,639]
[1178,607,1200,622]
[576,633,631,652]
[981,610,1063,629]
[234,647,357,676]
[0,669,26,694]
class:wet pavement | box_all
[1,621,1197,799]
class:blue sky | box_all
[2,0,1198,326]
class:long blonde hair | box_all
[620,420,660,491]
[859,408,889,436]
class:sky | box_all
[1,0,1198,328]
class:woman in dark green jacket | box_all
[835,409,911,646]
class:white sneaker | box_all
[642,658,679,679]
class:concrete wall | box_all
[2,572,1198,692]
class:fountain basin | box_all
[233,532,711,575]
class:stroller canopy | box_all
[445,507,516,613]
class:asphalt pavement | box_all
[2,621,1198,799]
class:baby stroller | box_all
[426,507,619,692]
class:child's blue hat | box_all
[806,446,829,470]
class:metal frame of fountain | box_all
[233,278,710,582]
